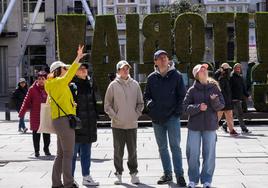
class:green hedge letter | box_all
[91,15,120,101]
[57,14,86,64]
[251,13,268,112]
[207,13,234,64]
[174,13,205,75]
[142,13,172,63]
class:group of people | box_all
[12,45,252,188]
[216,62,251,136]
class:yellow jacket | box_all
[45,62,80,120]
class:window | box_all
[219,6,225,12]
[24,46,46,66]
[22,0,45,30]
[103,0,150,26]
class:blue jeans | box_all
[19,116,26,130]
[186,130,217,184]
[72,143,92,177]
[152,116,184,176]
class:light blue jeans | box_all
[152,116,184,176]
[72,143,92,177]
[186,130,217,184]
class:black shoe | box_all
[35,152,40,158]
[222,122,228,133]
[176,176,186,187]
[44,150,51,156]
[242,128,251,134]
[157,174,172,184]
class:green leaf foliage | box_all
[142,13,172,63]
[207,13,234,63]
[235,13,249,62]
[57,14,86,64]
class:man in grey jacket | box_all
[104,60,144,185]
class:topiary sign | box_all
[56,12,268,112]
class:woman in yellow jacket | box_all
[45,45,86,188]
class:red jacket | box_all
[19,81,47,131]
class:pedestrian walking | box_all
[12,78,28,133]
[144,50,187,186]
[183,64,225,188]
[70,63,99,186]
[45,45,87,188]
[19,71,51,157]
[230,63,251,133]
[104,60,144,185]
[216,63,238,136]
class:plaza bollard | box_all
[5,102,10,121]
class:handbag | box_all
[37,99,56,134]
[50,96,82,130]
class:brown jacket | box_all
[104,75,144,129]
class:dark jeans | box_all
[32,131,51,153]
[72,143,92,177]
[19,116,26,130]
[112,128,138,175]
[232,100,247,130]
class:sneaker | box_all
[157,174,173,184]
[176,176,186,187]
[82,175,99,186]
[130,172,140,184]
[23,128,28,133]
[203,182,211,188]
[18,129,23,132]
[35,152,40,158]
[229,129,239,136]
[114,173,122,185]
[242,128,251,134]
[188,181,196,188]
[222,123,228,133]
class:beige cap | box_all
[192,64,208,78]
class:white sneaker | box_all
[82,175,99,186]
[130,173,140,184]
[188,181,196,188]
[203,182,211,188]
[114,174,122,185]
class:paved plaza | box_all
[0,112,268,188]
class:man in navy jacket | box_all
[144,50,186,186]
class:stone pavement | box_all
[0,112,268,188]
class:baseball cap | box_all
[221,63,232,70]
[50,61,70,73]
[19,78,26,83]
[154,50,168,60]
[116,60,131,70]
[192,64,209,78]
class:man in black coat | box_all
[230,63,251,133]
[70,63,99,186]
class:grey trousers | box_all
[233,100,247,130]
[52,117,75,188]
[112,128,138,175]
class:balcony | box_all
[204,0,250,5]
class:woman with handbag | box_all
[19,71,50,158]
[45,45,87,188]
